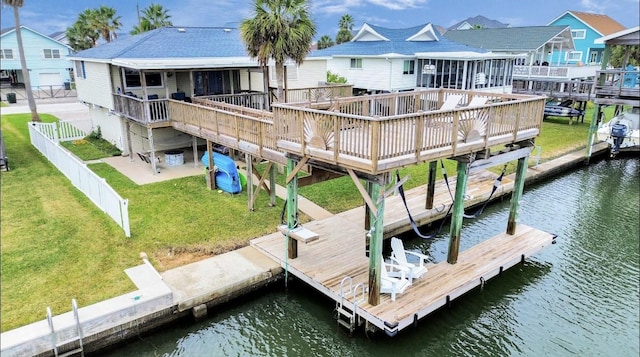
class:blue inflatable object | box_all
[201,152,241,194]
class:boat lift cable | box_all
[394,170,452,240]
[463,164,508,219]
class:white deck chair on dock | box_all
[439,94,463,110]
[380,257,410,302]
[390,237,429,284]
[467,96,488,107]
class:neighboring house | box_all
[443,26,599,80]
[309,23,518,94]
[547,10,626,65]
[448,15,509,30]
[49,30,68,46]
[67,26,327,153]
[0,26,73,87]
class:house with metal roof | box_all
[67,26,329,153]
[0,26,73,88]
[309,23,518,94]
[547,10,626,66]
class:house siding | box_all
[327,58,393,92]
[268,60,327,89]
[0,27,72,87]
[549,14,605,64]
[75,61,113,108]
[88,106,125,149]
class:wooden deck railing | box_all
[112,93,170,125]
[168,100,283,163]
[512,79,594,100]
[595,69,640,99]
[270,84,354,103]
[158,89,543,175]
[196,92,269,110]
[274,89,545,174]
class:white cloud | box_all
[367,0,429,10]
[580,0,607,13]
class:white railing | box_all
[29,122,130,237]
[36,120,91,143]
[513,65,599,80]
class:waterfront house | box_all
[0,26,73,88]
[309,23,518,94]
[67,26,329,155]
[547,10,625,66]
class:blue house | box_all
[0,26,73,88]
[547,10,626,65]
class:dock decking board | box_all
[251,171,554,335]
[252,218,554,335]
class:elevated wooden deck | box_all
[252,219,555,336]
[512,78,594,101]
[593,69,640,106]
[167,89,544,175]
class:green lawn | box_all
[0,103,608,331]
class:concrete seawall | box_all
[0,144,609,356]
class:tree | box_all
[240,0,316,103]
[326,70,347,83]
[317,35,334,50]
[3,0,39,121]
[609,45,640,68]
[131,3,173,35]
[336,13,354,44]
[93,5,122,43]
[66,6,121,50]
[67,10,100,51]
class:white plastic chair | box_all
[390,237,429,284]
[380,257,410,302]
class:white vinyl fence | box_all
[29,122,130,237]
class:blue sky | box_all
[1,0,638,40]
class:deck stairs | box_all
[46,299,84,357]
[335,276,367,333]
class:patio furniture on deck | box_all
[390,237,429,284]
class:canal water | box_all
[99,158,639,357]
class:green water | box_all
[99,158,639,357]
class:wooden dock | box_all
[252,217,555,336]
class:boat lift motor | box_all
[610,123,629,155]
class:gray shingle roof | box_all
[70,27,251,60]
[443,26,571,52]
[309,23,486,58]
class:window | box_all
[571,29,586,39]
[43,49,61,59]
[350,58,362,69]
[122,68,163,88]
[269,65,298,80]
[0,49,14,59]
[75,60,85,79]
[589,51,598,63]
[565,51,583,61]
[403,60,415,75]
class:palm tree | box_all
[92,5,122,43]
[336,13,354,44]
[67,10,100,51]
[131,3,173,35]
[240,0,316,103]
[3,0,39,121]
[317,35,334,50]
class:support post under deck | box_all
[269,164,276,206]
[364,181,373,231]
[426,161,437,209]
[447,160,469,264]
[507,156,528,235]
[147,127,158,174]
[585,104,602,161]
[286,158,299,259]
[368,181,384,306]
[247,154,254,211]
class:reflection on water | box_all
[99,159,639,357]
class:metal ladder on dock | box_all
[47,299,84,357]
[335,276,366,333]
